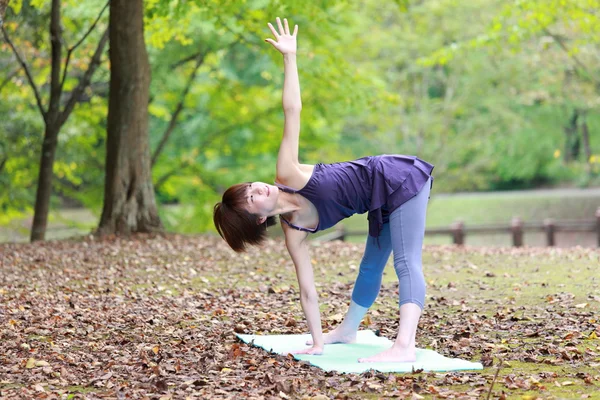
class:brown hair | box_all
[213,183,277,252]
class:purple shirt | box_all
[275,155,434,238]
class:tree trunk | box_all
[563,109,579,163]
[580,111,592,175]
[30,0,62,242]
[30,123,60,241]
[98,0,162,235]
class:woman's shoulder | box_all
[275,163,316,191]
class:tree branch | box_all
[1,26,46,120]
[71,0,109,53]
[151,34,245,166]
[59,0,109,93]
[0,156,6,174]
[170,51,205,70]
[169,36,242,70]
[154,160,222,194]
[59,28,109,126]
[544,28,600,86]
[151,50,209,166]
[151,18,262,166]
[200,104,281,150]
[153,105,281,190]
[154,160,190,191]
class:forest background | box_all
[1,0,599,241]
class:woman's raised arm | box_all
[265,18,303,178]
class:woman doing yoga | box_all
[213,18,434,363]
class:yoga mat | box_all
[236,330,483,373]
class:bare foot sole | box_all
[358,346,416,363]
[306,330,357,345]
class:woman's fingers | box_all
[267,18,297,44]
[267,22,279,39]
[276,17,285,35]
[264,38,277,47]
[283,18,290,35]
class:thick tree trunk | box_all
[98,0,162,235]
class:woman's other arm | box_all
[282,223,324,354]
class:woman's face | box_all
[245,182,278,217]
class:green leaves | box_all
[1,0,598,237]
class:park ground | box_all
[1,234,599,399]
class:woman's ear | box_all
[256,216,267,225]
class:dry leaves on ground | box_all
[1,234,599,399]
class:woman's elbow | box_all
[300,288,318,303]
[284,105,302,113]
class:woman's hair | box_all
[213,183,277,252]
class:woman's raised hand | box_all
[265,17,298,55]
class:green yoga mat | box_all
[236,330,483,373]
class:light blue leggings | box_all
[351,177,431,310]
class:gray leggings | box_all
[351,177,431,309]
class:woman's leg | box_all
[359,177,430,362]
[307,223,392,345]
[351,222,393,308]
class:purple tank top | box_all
[275,154,434,238]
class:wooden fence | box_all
[314,207,600,247]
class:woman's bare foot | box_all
[357,345,416,363]
[306,328,357,345]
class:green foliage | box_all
[1,0,598,238]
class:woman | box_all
[213,18,434,363]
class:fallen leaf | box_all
[327,313,344,321]
[2,232,599,400]
[362,314,372,326]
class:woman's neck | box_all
[271,189,303,216]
